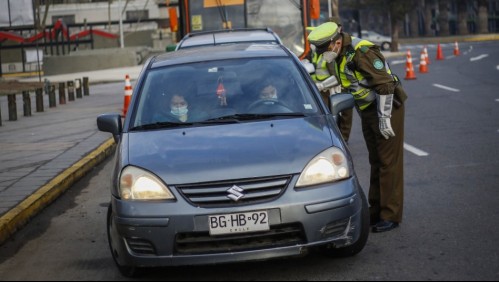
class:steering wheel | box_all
[246,99,293,113]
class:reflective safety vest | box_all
[336,37,396,111]
[311,52,331,82]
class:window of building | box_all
[126,10,149,21]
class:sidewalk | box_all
[0,66,143,245]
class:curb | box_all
[0,138,116,246]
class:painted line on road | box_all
[496,65,499,71]
[496,99,499,102]
[404,143,429,157]
[433,84,460,92]
[390,60,406,65]
[470,54,489,62]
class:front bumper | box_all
[109,176,364,267]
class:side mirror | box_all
[301,60,315,74]
[97,113,122,143]
[330,94,355,117]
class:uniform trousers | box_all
[360,102,405,223]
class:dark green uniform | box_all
[335,33,407,224]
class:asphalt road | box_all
[0,41,498,281]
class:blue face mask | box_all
[171,106,188,117]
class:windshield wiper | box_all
[130,122,194,131]
[205,113,306,122]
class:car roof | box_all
[176,28,283,49]
[150,43,291,69]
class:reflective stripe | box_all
[337,37,390,111]
[312,53,331,82]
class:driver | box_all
[259,84,278,101]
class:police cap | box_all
[308,22,341,54]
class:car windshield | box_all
[131,57,320,130]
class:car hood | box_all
[127,116,334,185]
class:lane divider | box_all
[433,84,460,92]
[404,143,429,157]
[496,65,499,71]
[470,54,489,62]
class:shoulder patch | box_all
[360,46,369,53]
[373,59,384,70]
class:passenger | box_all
[153,94,197,123]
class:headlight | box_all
[296,147,351,188]
[119,166,175,201]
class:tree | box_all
[423,0,435,36]
[437,0,450,36]
[477,0,489,34]
[456,0,469,35]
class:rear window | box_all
[131,57,320,128]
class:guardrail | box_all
[0,77,90,126]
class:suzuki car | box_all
[97,43,369,277]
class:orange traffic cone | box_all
[123,74,133,117]
[404,50,417,80]
[454,41,460,56]
[419,51,428,74]
[436,43,445,60]
[423,46,431,65]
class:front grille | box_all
[125,237,156,255]
[176,176,292,207]
[175,224,306,255]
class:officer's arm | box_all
[354,48,396,95]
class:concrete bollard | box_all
[59,82,66,105]
[48,84,57,108]
[76,79,83,99]
[22,91,32,117]
[8,94,17,121]
[67,81,75,101]
[83,77,90,96]
[36,88,44,112]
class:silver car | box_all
[98,43,369,277]
[176,28,283,50]
[354,30,392,51]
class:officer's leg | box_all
[376,104,405,223]
[360,106,382,223]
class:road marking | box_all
[496,99,499,102]
[390,60,406,65]
[404,143,429,157]
[470,54,489,62]
[496,65,499,71]
[433,84,460,92]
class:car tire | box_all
[107,205,141,278]
[381,42,391,51]
[320,188,370,258]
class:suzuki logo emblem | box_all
[227,185,245,202]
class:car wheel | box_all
[381,42,391,51]
[321,188,369,258]
[107,205,141,278]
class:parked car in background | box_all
[175,28,283,50]
[98,42,369,277]
[353,30,392,51]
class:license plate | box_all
[208,211,270,236]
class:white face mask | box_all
[322,51,337,63]
[323,44,341,63]
[171,106,188,117]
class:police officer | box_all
[308,22,407,233]
[308,22,353,143]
